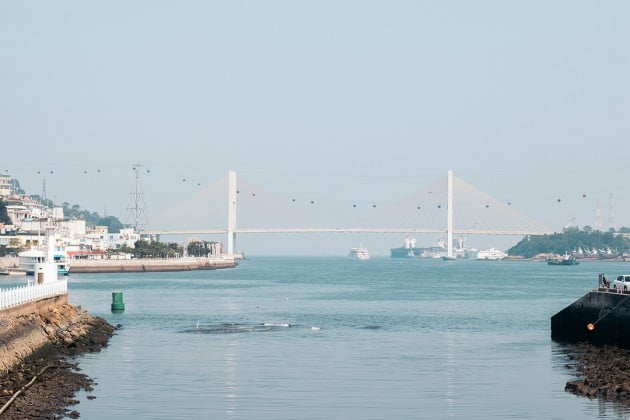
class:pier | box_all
[69,256,236,273]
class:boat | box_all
[390,236,422,258]
[349,247,370,260]
[19,248,70,275]
[546,253,579,266]
[476,248,507,261]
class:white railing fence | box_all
[0,279,68,310]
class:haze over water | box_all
[62,258,630,419]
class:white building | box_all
[0,175,12,197]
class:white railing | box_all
[0,279,67,310]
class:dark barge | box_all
[551,275,630,348]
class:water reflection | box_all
[225,341,238,418]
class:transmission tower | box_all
[594,200,602,231]
[608,192,615,231]
[127,164,149,233]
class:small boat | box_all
[546,253,579,266]
[349,247,370,260]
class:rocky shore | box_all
[0,300,115,419]
[564,343,630,405]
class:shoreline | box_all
[68,256,236,273]
[0,301,115,419]
[564,343,630,404]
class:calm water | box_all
[48,258,630,419]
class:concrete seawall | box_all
[69,257,236,273]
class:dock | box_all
[68,256,237,274]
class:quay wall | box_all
[551,289,630,348]
[69,257,236,273]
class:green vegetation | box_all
[123,240,183,258]
[508,227,630,258]
[59,202,124,233]
[0,238,23,257]
[9,178,25,195]
[187,240,218,257]
[0,199,10,225]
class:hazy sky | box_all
[2,1,629,254]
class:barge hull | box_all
[551,290,630,348]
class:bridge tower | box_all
[608,192,615,231]
[227,170,237,255]
[447,170,453,258]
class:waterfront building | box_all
[0,175,11,197]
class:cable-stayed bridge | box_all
[149,171,553,257]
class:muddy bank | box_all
[0,301,115,419]
[564,343,630,404]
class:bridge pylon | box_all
[227,170,237,255]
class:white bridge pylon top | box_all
[149,170,553,255]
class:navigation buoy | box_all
[111,292,125,312]
[586,323,595,331]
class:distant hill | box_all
[12,177,125,233]
[508,227,630,259]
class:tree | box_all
[187,240,217,257]
[0,199,11,224]
[508,227,630,258]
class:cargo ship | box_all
[390,236,422,258]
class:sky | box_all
[1,1,629,255]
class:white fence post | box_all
[0,279,67,310]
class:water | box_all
[58,258,630,419]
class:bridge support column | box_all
[447,170,453,258]
[227,170,237,255]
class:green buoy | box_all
[111,292,125,312]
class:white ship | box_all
[19,248,70,275]
[476,248,507,261]
[349,247,370,260]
